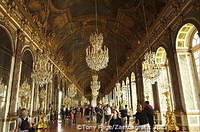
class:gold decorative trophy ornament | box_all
[37,113,48,129]
[19,80,31,109]
[163,91,179,131]
[37,88,48,129]
[64,96,71,108]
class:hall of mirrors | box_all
[0,0,199,132]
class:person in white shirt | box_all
[104,104,112,123]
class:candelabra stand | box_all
[163,91,179,131]
[37,113,48,129]
[37,89,48,129]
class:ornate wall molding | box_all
[0,0,83,94]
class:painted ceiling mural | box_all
[23,0,167,96]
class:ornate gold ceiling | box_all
[24,0,167,96]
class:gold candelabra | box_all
[37,88,48,129]
[37,113,48,129]
[145,95,149,101]
[163,91,179,131]
[19,80,31,109]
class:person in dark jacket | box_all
[80,107,84,117]
[109,110,122,132]
[144,101,154,132]
[119,105,128,127]
[61,107,65,120]
[95,104,103,124]
[65,107,69,118]
[14,108,33,132]
[85,106,91,122]
[135,104,150,131]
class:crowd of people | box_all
[14,101,155,132]
[58,101,155,132]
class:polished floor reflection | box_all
[48,116,96,132]
[44,114,138,132]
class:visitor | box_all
[135,104,150,132]
[14,108,33,132]
[50,110,56,122]
[68,108,74,125]
[54,111,58,120]
[61,107,65,120]
[104,104,112,123]
[119,105,128,127]
[65,107,69,119]
[144,101,154,132]
[95,104,103,124]
[109,109,122,132]
[73,108,77,124]
[125,105,130,125]
[80,106,84,118]
[17,107,22,116]
[85,106,91,122]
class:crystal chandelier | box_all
[141,2,160,83]
[0,78,7,109]
[91,74,100,96]
[115,82,121,96]
[19,80,31,97]
[31,52,53,87]
[68,83,77,98]
[86,32,109,71]
[19,80,31,108]
[64,96,71,107]
[142,50,160,82]
[90,74,101,107]
[85,0,109,71]
[81,96,88,105]
[102,95,108,105]
[0,78,7,99]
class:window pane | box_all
[193,51,200,79]
[192,32,200,47]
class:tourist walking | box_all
[119,105,128,127]
[85,106,91,122]
[109,109,122,132]
[144,101,154,132]
[135,104,150,132]
[104,104,112,123]
[95,104,103,124]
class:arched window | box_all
[0,26,13,130]
[143,79,154,107]
[0,27,12,112]
[142,58,154,107]
[126,77,131,108]
[17,50,33,110]
[191,31,200,80]
[176,23,200,128]
[155,47,174,124]
[121,80,128,105]
[131,72,137,113]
